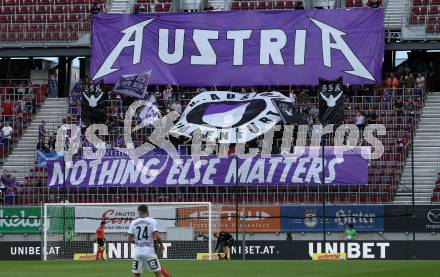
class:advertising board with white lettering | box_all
[231,241,440,260]
[177,205,281,233]
[0,242,61,260]
[74,205,175,233]
[280,205,384,232]
[0,206,74,234]
[44,241,206,260]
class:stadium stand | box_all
[432,172,440,201]
[0,0,105,46]
[0,82,48,164]
[0,0,439,207]
[6,80,424,205]
[132,0,173,13]
[3,0,440,271]
[433,169,440,201]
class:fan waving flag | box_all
[319,77,345,125]
[272,99,301,125]
[139,98,161,127]
[81,82,108,124]
[112,71,151,99]
[0,186,4,205]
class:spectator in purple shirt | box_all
[115,134,125,148]
[1,171,18,204]
[39,121,46,141]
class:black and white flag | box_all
[113,71,151,99]
[169,91,287,143]
[272,99,301,125]
[0,186,4,205]
[81,82,108,124]
[318,77,344,125]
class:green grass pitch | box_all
[1,260,440,277]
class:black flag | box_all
[0,186,4,205]
[318,77,344,125]
[81,82,108,124]
[272,99,302,125]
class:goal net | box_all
[43,202,218,261]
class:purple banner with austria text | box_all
[47,148,369,188]
[90,9,384,86]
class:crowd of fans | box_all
[0,82,42,161]
[0,52,435,204]
[56,63,429,159]
[0,170,18,205]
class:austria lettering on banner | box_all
[90,9,384,86]
[46,149,368,188]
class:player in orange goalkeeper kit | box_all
[96,221,106,260]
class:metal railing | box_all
[401,0,440,39]
[0,86,47,163]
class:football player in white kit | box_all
[128,205,170,277]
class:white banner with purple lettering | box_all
[47,148,369,187]
[74,205,175,233]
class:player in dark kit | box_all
[214,232,234,260]
[95,221,106,260]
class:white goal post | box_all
[43,202,217,261]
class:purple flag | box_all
[46,148,369,188]
[91,9,384,86]
[112,71,151,99]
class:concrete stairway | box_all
[108,0,133,13]
[1,98,68,180]
[394,92,440,204]
[384,0,407,30]
[207,0,228,10]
